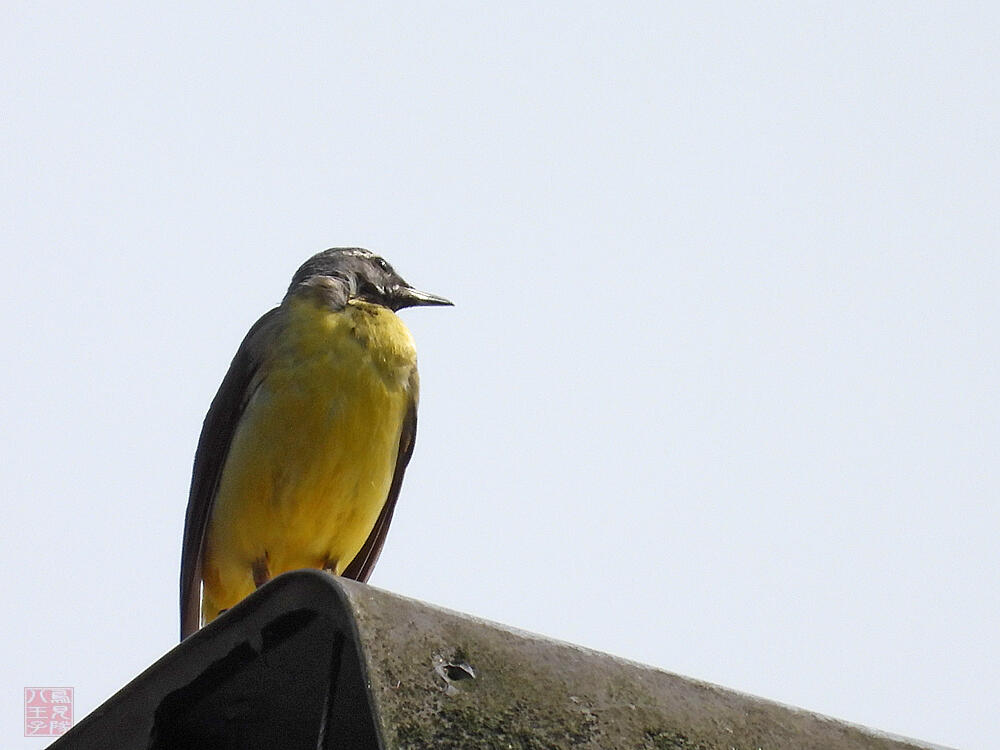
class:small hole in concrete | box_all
[442,663,476,681]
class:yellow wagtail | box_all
[179,248,451,639]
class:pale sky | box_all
[2,3,997,748]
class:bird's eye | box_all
[377,258,390,272]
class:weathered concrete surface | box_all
[50,571,950,750]
[336,575,948,750]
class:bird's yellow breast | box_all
[201,296,417,623]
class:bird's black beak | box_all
[391,285,453,311]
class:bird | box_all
[179,248,451,639]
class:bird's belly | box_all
[201,331,411,621]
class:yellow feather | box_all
[200,295,417,624]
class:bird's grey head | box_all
[286,247,452,312]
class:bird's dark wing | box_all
[341,370,419,582]
[179,308,282,640]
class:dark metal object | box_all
[52,571,950,749]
